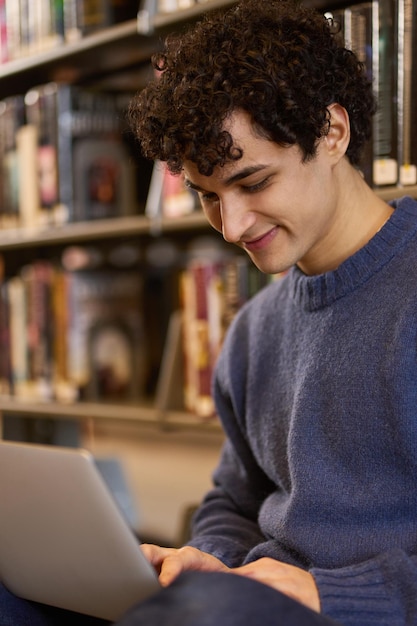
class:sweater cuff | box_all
[187,536,249,568]
[311,557,400,625]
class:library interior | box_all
[0,0,417,622]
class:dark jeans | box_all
[0,572,339,626]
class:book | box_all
[3,257,147,403]
[397,0,417,185]
[72,137,136,221]
[342,2,374,185]
[21,261,54,399]
[221,255,251,330]
[54,84,136,223]
[18,0,31,57]
[63,0,81,41]
[144,160,165,224]
[24,83,60,225]
[0,0,7,63]
[0,277,11,395]
[162,167,196,218]
[154,309,184,412]
[410,0,417,187]
[66,269,146,401]
[180,259,223,418]
[7,275,29,396]
[341,0,398,186]
[371,0,398,186]
[76,0,112,36]
[0,96,25,228]
[3,0,20,61]
[50,266,72,400]
[32,0,62,53]
[63,0,137,41]
[51,0,65,43]
[16,124,40,229]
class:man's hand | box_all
[232,558,320,613]
[141,544,229,586]
[142,545,320,613]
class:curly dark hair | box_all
[128,0,376,176]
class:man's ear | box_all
[325,103,350,162]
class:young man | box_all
[126,0,417,623]
[1,1,416,624]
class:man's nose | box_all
[220,198,254,244]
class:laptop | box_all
[0,440,161,622]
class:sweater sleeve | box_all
[187,440,269,567]
[311,549,417,625]
[187,347,276,566]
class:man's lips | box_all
[242,226,279,252]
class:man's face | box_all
[183,110,344,276]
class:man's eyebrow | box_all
[184,164,269,192]
[184,179,204,192]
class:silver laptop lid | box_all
[0,441,160,621]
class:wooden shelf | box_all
[0,181,415,251]
[376,185,417,202]
[0,212,209,251]
[0,396,222,433]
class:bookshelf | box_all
[0,397,222,433]
[0,211,209,251]
[0,1,239,98]
[1,0,417,438]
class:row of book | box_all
[179,250,282,418]
[0,257,147,403]
[0,243,279,418]
[0,83,142,229]
[0,0,139,64]
[327,0,417,188]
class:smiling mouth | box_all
[242,227,279,252]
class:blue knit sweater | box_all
[189,196,417,625]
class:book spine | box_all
[7,275,28,395]
[180,269,198,415]
[19,0,30,57]
[372,0,399,186]
[16,123,40,229]
[66,269,145,401]
[181,260,223,418]
[221,256,250,330]
[51,0,65,43]
[0,0,7,63]
[1,98,22,228]
[0,280,11,395]
[36,0,60,52]
[56,85,130,223]
[4,0,21,60]
[56,85,76,222]
[343,2,374,186]
[25,83,60,225]
[0,99,6,226]
[410,0,417,182]
[21,261,54,399]
[162,167,195,218]
[397,0,417,184]
[64,0,81,41]
[77,0,112,35]
[51,268,77,401]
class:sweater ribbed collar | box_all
[289,196,417,311]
